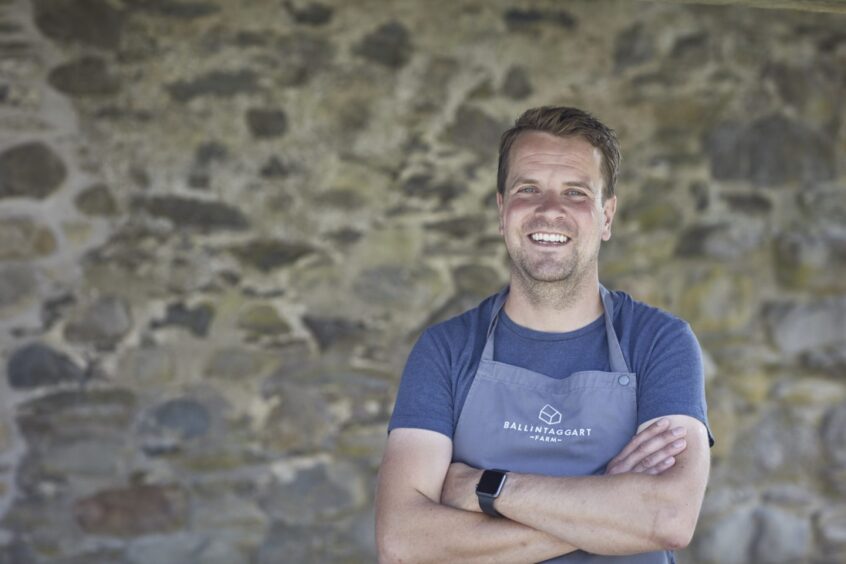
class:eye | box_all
[566,189,587,198]
[517,185,538,194]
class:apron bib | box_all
[452,286,671,563]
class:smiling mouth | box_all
[529,232,571,246]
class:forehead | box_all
[508,131,603,183]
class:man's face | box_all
[497,131,617,285]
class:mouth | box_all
[528,232,571,246]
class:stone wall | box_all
[0,0,844,562]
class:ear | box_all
[601,195,617,241]
[496,191,504,235]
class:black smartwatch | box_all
[476,469,508,517]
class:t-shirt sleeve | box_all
[636,318,715,446]
[388,328,455,439]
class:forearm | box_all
[377,493,577,564]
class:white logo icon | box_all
[538,404,562,425]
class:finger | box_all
[609,424,684,474]
[644,456,676,475]
[631,439,687,473]
[607,418,670,468]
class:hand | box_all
[441,462,484,512]
[605,418,687,475]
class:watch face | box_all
[477,470,506,496]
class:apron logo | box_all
[538,404,562,425]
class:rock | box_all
[75,184,118,216]
[263,384,335,453]
[353,21,412,69]
[353,264,441,307]
[273,34,334,86]
[151,302,215,337]
[502,8,576,31]
[705,114,835,186]
[7,342,82,389]
[766,297,846,356]
[228,239,315,272]
[125,532,208,564]
[674,221,764,259]
[402,174,464,204]
[444,105,505,158]
[720,192,772,214]
[615,23,654,71]
[133,195,249,231]
[47,56,119,96]
[193,141,228,165]
[64,295,132,348]
[0,142,67,200]
[802,345,846,376]
[822,403,846,467]
[424,215,488,239]
[259,156,289,178]
[166,69,259,102]
[816,506,846,550]
[501,66,533,100]
[246,108,288,138]
[0,217,56,259]
[127,0,220,19]
[691,505,756,564]
[730,411,822,482]
[73,484,187,536]
[33,0,124,49]
[283,1,333,25]
[302,315,366,350]
[0,265,36,314]
[774,229,846,291]
[147,398,211,440]
[751,506,811,564]
[453,264,503,297]
[313,189,364,209]
[238,304,290,335]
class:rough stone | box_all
[133,195,249,231]
[0,265,35,314]
[260,156,290,178]
[705,114,835,186]
[402,174,464,204]
[424,215,488,239]
[166,70,259,102]
[816,506,846,550]
[691,505,756,564]
[75,184,118,216]
[615,23,654,71]
[501,66,533,100]
[228,239,315,272]
[246,108,288,138]
[148,398,211,440]
[502,8,576,31]
[33,0,124,49]
[284,1,333,25]
[0,217,56,259]
[802,345,846,376]
[238,304,290,335]
[444,105,505,158]
[766,297,846,356]
[150,302,215,337]
[751,506,812,564]
[263,384,335,453]
[730,411,822,481]
[674,221,764,259]
[127,0,220,19]
[73,484,187,536]
[0,142,67,200]
[272,34,334,86]
[775,229,846,291]
[7,342,82,390]
[353,21,412,69]
[822,403,846,467]
[721,192,772,214]
[64,295,133,348]
[47,57,120,96]
[303,315,366,350]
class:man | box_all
[376,106,713,563]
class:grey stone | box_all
[303,315,366,350]
[670,32,710,66]
[444,105,505,158]
[705,114,835,185]
[675,221,764,259]
[260,462,360,525]
[133,195,249,231]
[453,264,503,296]
[766,297,846,356]
[194,141,228,165]
[691,506,755,564]
[75,184,118,216]
[822,403,846,467]
[151,302,215,337]
[259,156,289,178]
[775,229,846,291]
[0,265,38,312]
[246,108,288,138]
[284,1,333,26]
[33,0,124,49]
[272,34,334,86]
[7,342,83,389]
[166,70,259,102]
[48,56,119,96]
[502,8,576,31]
[228,239,315,272]
[425,215,487,239]
[353,21,412,69]
[720,192,772,214]
[238,304,291,336]
[615,23,654,71]
[125,533,208,564]
[64,295,132,348]
[751,507,811,564]
[262,383,335,452]
[730,411,822,481]
[73,484,187,536]
[127,0,220,19]
[802,345,846,376]
[402,174,464,204]
[0,142,67,200]
[0,217,56,259]
[314,189,364,209]
[150,398,211,439]
[816,506,846,550]
[501,66,533,100]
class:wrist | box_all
[476,469,509,517]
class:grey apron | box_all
[452,286,672,563]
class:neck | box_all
[504,270,603,332]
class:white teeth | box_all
[531,233,569,243]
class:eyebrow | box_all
[509,177,595,193]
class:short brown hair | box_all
[497,106,621,201]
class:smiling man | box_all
[376,107,713,563]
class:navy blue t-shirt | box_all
[389,288,713,444]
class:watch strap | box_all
[478,492,503,517]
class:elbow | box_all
[654,507,698,551]
[376,526,416,564]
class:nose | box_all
[534,190,566,218]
